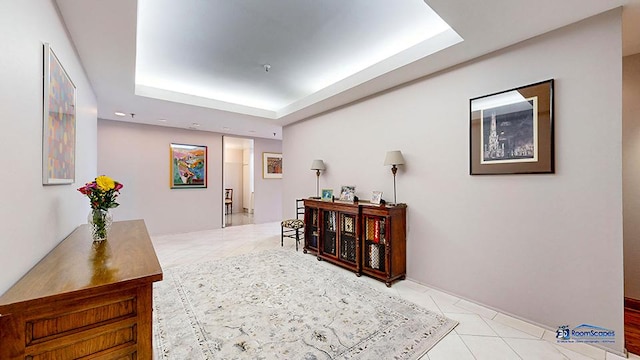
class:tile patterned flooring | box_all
[151,222,635,360]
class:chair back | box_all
[225,189,233,201]
[296,199,304,219]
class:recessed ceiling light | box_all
[115,112,126,116]
[249,130,256,133]
[191,122,200,127]
[158,118,167,122]
[222,127,230,131]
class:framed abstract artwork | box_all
[42,43,76,185]
[263,152,283,179]
[170,143,207,188]
[469,79,554,175]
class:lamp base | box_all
[387,202,405,207]
[310,196,321,199]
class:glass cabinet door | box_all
[339,213,357,264]
[363,215,386,273]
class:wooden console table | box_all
[0,220,163,360]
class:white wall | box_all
[0,0,98,294]
[623,53,640,300]
[254,138,283,223]
[284,10,624,352]
[98,120,222,235]
[98,120,283,233]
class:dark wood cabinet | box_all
[304,206,320,254]
[361,205,407,286]
[303,199,406,287]
[0,220,163,360]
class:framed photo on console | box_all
[470,79,554,175]
[339,186,356,202]
[321,189,333,201]
[371,191,383,204]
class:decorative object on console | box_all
[170,143,207,188]
[384,150,405,205]
[321,188,333,201]
[470,79,554,175]
[371,191,383,204]
[339,185,356,202]
[310,159,326,198]
[43,43,76,185]
[263,152,283,179]
[77,175,123,242]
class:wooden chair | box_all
[281,199,304,251]
[224,189,233,215]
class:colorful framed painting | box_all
[42,43,76,185]
[470,79,554,175]
[263,152,283,179]
[170,143,207,188]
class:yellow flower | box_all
[95,175,115,191]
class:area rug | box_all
[153,249,457,359]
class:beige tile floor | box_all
[151,222,635,360]
[224,211,254,227]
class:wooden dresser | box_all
[0,220,163,360]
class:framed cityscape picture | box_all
[170,143,207,188]
[469,79,554,175]
[263,152,283,179]
[42,43,76,185]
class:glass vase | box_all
[88,209,112,242]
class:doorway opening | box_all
[223,136,254,227]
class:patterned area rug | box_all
[153,249,457,359]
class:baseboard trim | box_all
[626,297,640,311]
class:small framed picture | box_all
[321,189,333,201]
[339,186,356,202]
[371,191,383,204]
[263,152,283,179]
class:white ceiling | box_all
[56,0,640,140]
[135,0,460,119]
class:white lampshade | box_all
[310,159,326,171]
[384,151,405,166]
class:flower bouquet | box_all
[78,175,123,241]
